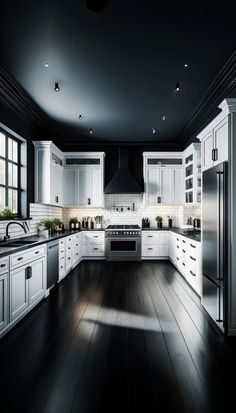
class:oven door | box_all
[105,237,141,261]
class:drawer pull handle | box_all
[182,262,186,266]
[0,263,6,267]
[93,236,99,238]
[68,257,71,260]
[177,246,179,249]
[69,238,71,241]
[177,238,179,241]
[182,249,186,253]
[182,240,186,243]
[148,235,153,238]
[148,248,153,250]
[190,270,196,276]
[68,247,71,250]
[76,253,78,255]
[190,244,196,248]
[93,248,99,250]
[190,256,196,261]
[35,251,39,254]
[76,244,78,246]
[18,257,23,261]
[177,257,179,261]
[61,265,63,269]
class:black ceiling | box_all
[0,0,236,147]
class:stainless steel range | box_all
[105,225,141,261]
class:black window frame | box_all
[0,129,21,216]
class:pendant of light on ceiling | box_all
[89,128,93,134]
[175,82,180,92]
[152,128,156,135]
[54,82,60,92]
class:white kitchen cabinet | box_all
[142,231,169,259]
[0,271,8,332]
[83,231,105,257]
[198,100,233,172]
[10,249,46,322]
[183,143,201,204]
[65,236,73,272]
[169,231,202,296]
[33,141,64,207]
[143,152,184,205]
[64,152,105,207]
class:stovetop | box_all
[106,225,140,230]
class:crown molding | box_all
[178,50,236,149]
[0,66,62,143]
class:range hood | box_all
[104,148,143,194]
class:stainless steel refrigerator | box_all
[202,162,227,332]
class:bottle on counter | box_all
[168,216,173,228]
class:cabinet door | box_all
[28,258,46,306]
[77,168,90,206]
[64,167,76,206]
[214,117,228,165]
[10,266,28,321]
[173,168,184,204]
[0,273,8,331]
[57,165,64,206]
[161,169,172,204]
[90,168,103,206]
[145,168,161,204]
[202,131,214,171]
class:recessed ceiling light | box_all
[162,115,166,121]
[45,63,49,68]
[175,82,180,92]
[152,128,156,135]
[78,114,83,120]
[89,128,93,134]
[54,82,60,92]
[184,63,188,68]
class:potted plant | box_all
[53,218,64,232]
[39,219,54,237]
[69,217,78,231]
[155,215,163,229]
[0,207,14,220]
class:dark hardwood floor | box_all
[1,260,236,413]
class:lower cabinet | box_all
[142,231,169,258]
[169,232,202,296]
[83,231,105,257]
[10,256,46,322]
[0,272,8,332]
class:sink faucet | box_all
[4,221,28,241]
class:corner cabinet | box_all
[64,152,105,207]
[33,141,64,207]
[143,152,184,205]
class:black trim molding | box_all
[178,50,236,149]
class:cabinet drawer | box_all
[142,245,158,256]
[10,245,46,269]
[0,257,8,274]
[88,244,104,256]
[142,232,158,244]
[83,231,104,244]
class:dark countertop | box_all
[141,227,201,242]
[0,228,105,258]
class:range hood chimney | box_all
[104,148,143,194]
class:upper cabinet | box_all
[183,143,201,204]
[143,153,184,205]
[197,99,236,172]
[33,141,64,207]
[64,152,105,207]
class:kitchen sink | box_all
[0,240,37,248]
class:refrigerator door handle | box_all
[216,170,224,282]
[216,286,223,323]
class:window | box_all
[0,131,21,214]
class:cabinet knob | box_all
[190,244,196,248]
[157,196,161,203]
[35,251,39,254]
[190,256,196,261]
[190,270,196,276]
[88,198,91,205]
[0,263,6,267]
[182,249,186,253]
[55,196,59,203]
[18,257,23,261]
[182,262,186,266]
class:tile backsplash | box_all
[63,194,201,229]
[0,204,63,240]
[0,197,201,240]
